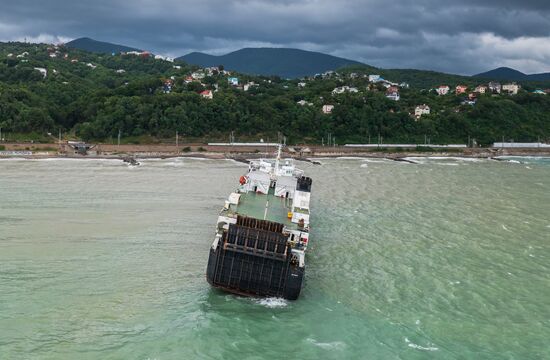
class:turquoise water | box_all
[1,157,549,359]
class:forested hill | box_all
[66,37,142,54]
[178,48,365,78]
[1,41,549,146]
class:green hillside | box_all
[1,41,549,146]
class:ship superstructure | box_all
[206,146,312,300]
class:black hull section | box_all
[206,247,304,300]
[206,217,305,300]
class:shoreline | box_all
[1,142,550,161]
[1,151,550,162]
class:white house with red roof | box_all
[200,90,213,99]
[436,85,450,96]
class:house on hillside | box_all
[244,82,258,91]
[163,79,174,93]
[298,82,307,88]
[192,72,205,80]
[488,81,502,94]
[154,54,174,62]
[386,86,400,101]
[533,89,546,95]
[228,77,239,86]
[297,100,313,106]
[322,71,337,79]
[474,85,487,94]
[414,104,430,119]
[461,99,476,106]
[200,90,213,99]
[502,83,520,95]
[322,105,335,114]
[34,67,47,78]
[436,85,450,96]
[455,85,468,95]
[332,86,359,95]
[369,74,382,83]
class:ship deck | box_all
[221,190,300,230]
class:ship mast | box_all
[273,144,282,176]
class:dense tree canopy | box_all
[1,42,549,145]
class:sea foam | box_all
[405,337,439,351]
[254,297,288,308]
[306,338,346,350]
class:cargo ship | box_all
[206,146,312,300]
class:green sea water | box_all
[0,156,549,359]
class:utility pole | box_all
[118,129,121,147]
[176,131,179,147]
[58,129,61,144]
[0,127,2,142]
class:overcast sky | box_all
[1,0,549,75]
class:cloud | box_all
[0,0,549,74]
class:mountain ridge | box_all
[64,37,550,83]
[475,66,550,82]
[66,37,142,54]
[178,47,366,78]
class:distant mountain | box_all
[66,37,142,54]
[475,67,550,82]
[178,48,365,78]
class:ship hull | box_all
[206,243,304,300]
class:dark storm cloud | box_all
[1,0,550,74]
